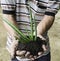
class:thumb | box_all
[10,40,18,58]
[37,35,46,40]
[10,48,16,59]
[42,44,47,51]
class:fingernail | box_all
[34,56,37,59]
[42,45,47,51]
[16,50,26,55]
[38,52,42,56]
[25,51,30,57]
[29,55,33,58]
[31,58,34,61]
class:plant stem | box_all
[30,9,34,41]
[34,16,37,41]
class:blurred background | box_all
[0,4,60,61]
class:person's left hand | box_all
[32,35,47,60]
[35,35,47,60]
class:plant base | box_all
[17,37,47,56]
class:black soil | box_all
[17,37,47,56]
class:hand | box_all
[37,34,47,51]
[28,35,47,60]
[10,35,47,60]
[16,35,47,60]
[10,39,30,59]
[34,35,47,59]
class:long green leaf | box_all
[25,26,32,40]
[34,16,37,41]
[30,9,34,41]
[0,17,30,43]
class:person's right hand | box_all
[10,39,30,59]
[10,39,35,60]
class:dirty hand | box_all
[10,35,47,60]
[16,35,47,61]
[35,35,47,59]
[10,39,30,59]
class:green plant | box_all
[0,10,37,43]
[0,9,47,56]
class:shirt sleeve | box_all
[1,0,16,14]
[45,0,60,16]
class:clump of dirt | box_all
[17,37,47,56]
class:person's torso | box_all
[15,0,48,35]
[6,0,50,59]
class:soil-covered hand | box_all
[10,35,47,60]
[15,36,47,60]
[10,39,29,59]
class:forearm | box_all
[2,14,18,38]
[37,15,55,35]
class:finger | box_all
[10,52,16,59]
[16,50,26,56]
[10,54,15,59]
[29,55,35,60]
[29,55,33,58]
[38,52,42,56]
[34,56,37,59]
[42,44,47,51]
[31,58,35,61]
[10,49,16,59]
[37,35,46,40]
[25,51,30,57]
